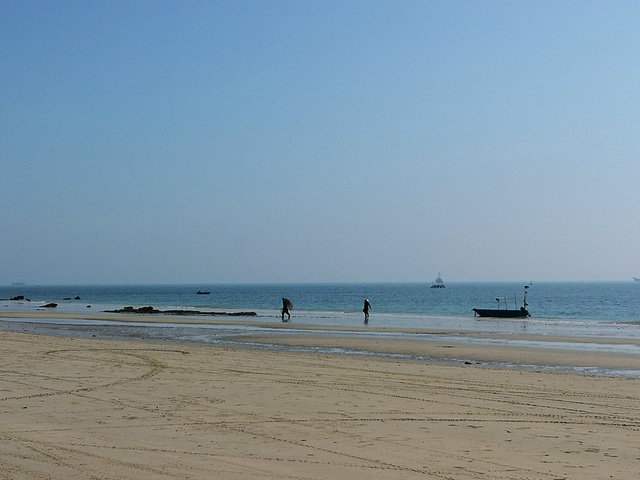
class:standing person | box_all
[363,298,371,323]
[281,297,292,322]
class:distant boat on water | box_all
[473,285,530,318]
[196,290,210,295]
[634,277,640,282]
[430,273,445,288]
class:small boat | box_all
[472,306,529,318]
[430,273,445,288]
[196,290,210,295]
[473,285,530,318]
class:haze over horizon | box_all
[2,279,638,288]
[2,1,639,285]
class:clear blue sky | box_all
[2,1,639,285]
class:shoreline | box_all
[2,310,640,376]
[1,329,639,479]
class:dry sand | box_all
[1,324,640,479]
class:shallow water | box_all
[2,282,640,377]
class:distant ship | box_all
[634,277,640,282]
[196,290,210,294]
[430,273,445,288]
[473,285,530,318]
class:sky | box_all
[2,1,639,285]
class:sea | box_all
[2,282,640,376]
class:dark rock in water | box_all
[42,303,57,308]
[75,296,81,300]
[86,305,91,308]
[107,306,161,314]
[63,297,72,300]
[104,306,257,316]
[10,295,25,301]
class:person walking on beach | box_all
[281,297,292,322]
[363,298,371,323]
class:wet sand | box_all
[1,319,640,479]
[3,310,640,373]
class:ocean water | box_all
[1,281,639,331]
[2,282,640,376]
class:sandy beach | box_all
[1,313,640,479]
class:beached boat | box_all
[430,273,445,288]
[473,285,530,318]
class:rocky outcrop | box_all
[104,306,257,316]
